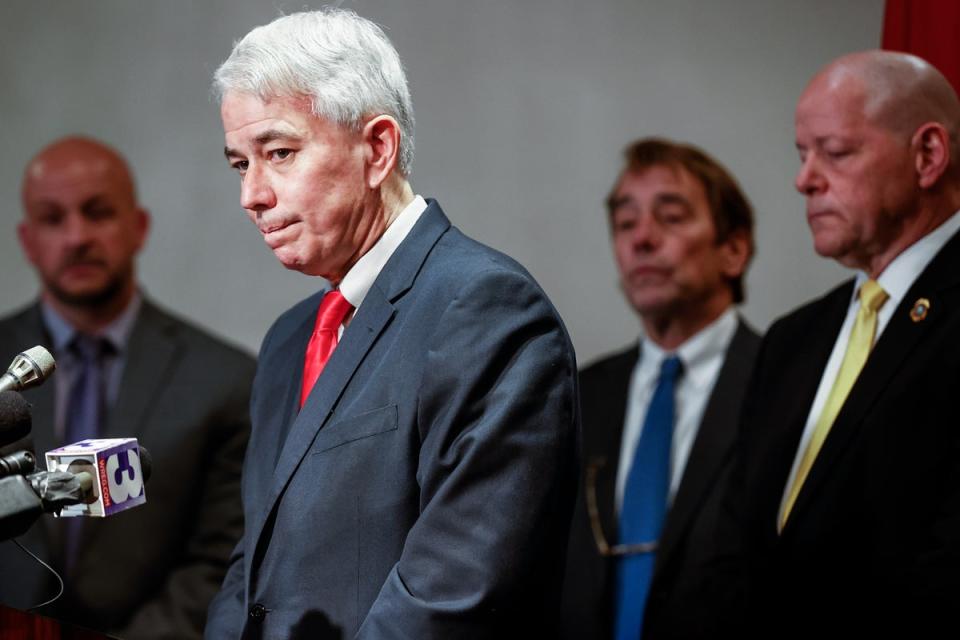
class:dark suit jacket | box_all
[560,320,759,640]
[204,201,580,640]
[0,298,254,640]
[712,229,960,638]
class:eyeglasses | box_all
[585,457,658,557]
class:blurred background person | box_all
[711,50,960,637]
[561,138,758,639]
[0,136,254,639]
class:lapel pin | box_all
[909,297,930,323]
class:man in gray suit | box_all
[205,8,578,639]
[0,136,254,639]
[561,138,760,639]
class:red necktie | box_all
[300,290,353,408]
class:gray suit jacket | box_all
[0,297,255,639]
[205,200,580,639]
[560,320,760,639]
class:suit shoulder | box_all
[431,226,541,285]
[0,303,38,328]
[0,303,44,360]
[764,279,853,342]
[579,345,638,384]
[424,226,568,325]
[141,299,256,370]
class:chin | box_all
[811,236,848,260]
[631,294,676,317]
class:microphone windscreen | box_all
[22,346,55,380]
[0,390,32,447]
[138,445,153,484]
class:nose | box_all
[63,212,95,247]
[795,154,825,195]
[240,164,277,212]
[630,211,661,250]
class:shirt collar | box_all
[637,306,739,390]
[338,195,427,309]
[855,209,960,307]
[41,290,143,354]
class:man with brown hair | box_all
[561,138,759,639]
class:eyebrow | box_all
[653,193,690,207]
[223,128,305,159]
[610,191,690,211]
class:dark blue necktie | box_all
[65,334,109,444]
[63,334,110,573]
[614,355,683,640]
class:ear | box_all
[913,122,950,189]
[16,221,40,268]
[719,228,752,281]
[362,115,402,189]
[133,207,151,252]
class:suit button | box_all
[249,603,267,622]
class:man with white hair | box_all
[205,9,578,639]
[706,50,960,638]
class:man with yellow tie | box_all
[707,50,960,638]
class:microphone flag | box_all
[45,438,146,517]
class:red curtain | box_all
[882,0,960,94]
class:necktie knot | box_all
[316,290,353,332]
[859,279,888,312]
[69,333,113,364]
[658,355,683,383]
[300,290,354,409]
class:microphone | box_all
[0,450,36,479]
[0,390,32,447]
[44,439,150,518]
[0,346,56,393]
[0,467,98,540]
[0,440,152,540]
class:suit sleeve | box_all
[119,358,254,640]
[203,314,293,640]
[202,538,247,639]
[358,269,580,639]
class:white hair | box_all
[214,7,415,175]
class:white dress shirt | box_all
[778,209,960,522]
[615,307,739,513]
[335,195,427,335]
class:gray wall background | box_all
[0,1,884,363]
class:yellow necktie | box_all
[779,279,889,532]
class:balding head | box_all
[18,136,149,323]
[803,50,960,156]
[22,136,138,212]
[794,50,960,277]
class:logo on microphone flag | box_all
[46,438,147,517]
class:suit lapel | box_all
[789,232,960,525]
[105,300,181,441]
[78,301,181,552]
[593,349,636,546]
[654,321,757,575]
[246,202,452,569]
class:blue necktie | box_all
[63,334,110,573]
[65,334,109,444]
[614,355,683,640]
